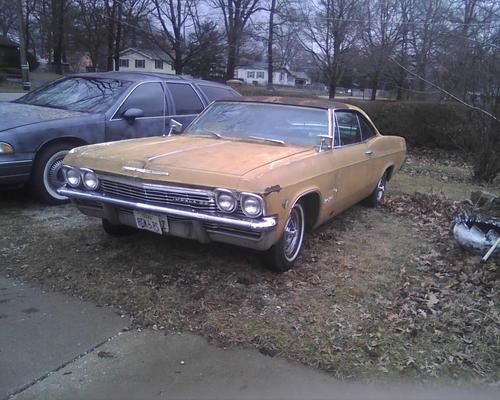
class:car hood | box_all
[0,102,88,132]
[65,135,312,189]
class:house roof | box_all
[0,36,19,48]
[288,70,310,81]
[119,48,171,62]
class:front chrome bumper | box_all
[58,187,278,251]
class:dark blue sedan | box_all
[0,72,240,204]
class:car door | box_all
[106,81,167,141]
[332,110,372,211]
[356,112,382,190]
[165,82,206,129]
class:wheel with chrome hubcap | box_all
[32,143,73,205]
[365,172,387,207]
[263,201,305,272]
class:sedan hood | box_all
[0,102,87,132]
[66,135,312,188]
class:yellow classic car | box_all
[59,97,406,271]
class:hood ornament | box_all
[122,166,169,176]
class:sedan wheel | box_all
[32,143,72,205]
[263,202,305,272]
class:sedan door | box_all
[106,82,167,141]
[165,82,206,129]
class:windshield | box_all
[15,77,131,113]
[185,102,329,147]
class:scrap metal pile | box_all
[453,191,500,261]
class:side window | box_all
[166,83,204,115]
[335,111,362,146]
[117,82,164,118]
[357,114,376,141]
[198,84,238,102]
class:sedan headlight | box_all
[241,193,264,218]
[82,169,99,190]
[64,167,82,187]
[0,142,14,154]
[215,189,237,213]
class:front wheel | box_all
[32,143,73,205]
[262,202,305,272]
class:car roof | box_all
[214,96,353,110]
[68,71,232,88]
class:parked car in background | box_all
[0,72,240,204]
[59,97,406,271]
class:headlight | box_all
[0,142,14,154]
[215,189,237,213]
[82,169,99,190]
[241,193,264,217]
[65,167,81,187]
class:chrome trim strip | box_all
[0,159,32,165]
[59,187,277,232]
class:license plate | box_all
[133,211,168,234]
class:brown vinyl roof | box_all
[219,96,351,110]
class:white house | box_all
[116,48,174,74]
[235,64,311,86]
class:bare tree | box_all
[409,0,449,97]
[0,0,17,37]
[300,0,360,99]
[210,0,264,80]
[360,0,402,100]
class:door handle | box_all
[365,150,374,156]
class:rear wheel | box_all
[32,142,73,205]
[365,172,387,207]
[262,202,305,272]
[102,219,137,236]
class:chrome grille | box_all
[100,178,217,212]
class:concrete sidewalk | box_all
[1,276,498,400]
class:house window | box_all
[155,60,163,69]
[135,59,145,68]
[256,71,264,79]
[119,59,129,68]
[247,71,255,79]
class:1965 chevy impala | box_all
[59,97,406,271]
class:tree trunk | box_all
[105,0,116,71]
[370,72,379,101]
[329,80,336,99]
[226,37,237,80]
[267,0,276,89]
[113,1,122,71]
[174,46,183,74]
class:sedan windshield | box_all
[15,77,131,113]
[185,102,329,147]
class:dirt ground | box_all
[0,149,498,384]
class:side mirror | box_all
[166,119,183,136]
[316,134,333,152]
[122,108,144,121]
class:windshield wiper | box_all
[248,136,285,146]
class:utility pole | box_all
[16,0,31,90]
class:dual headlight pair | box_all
[215,189,264,218]
[62,166,99,190]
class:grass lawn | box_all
[0,149,498,384]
